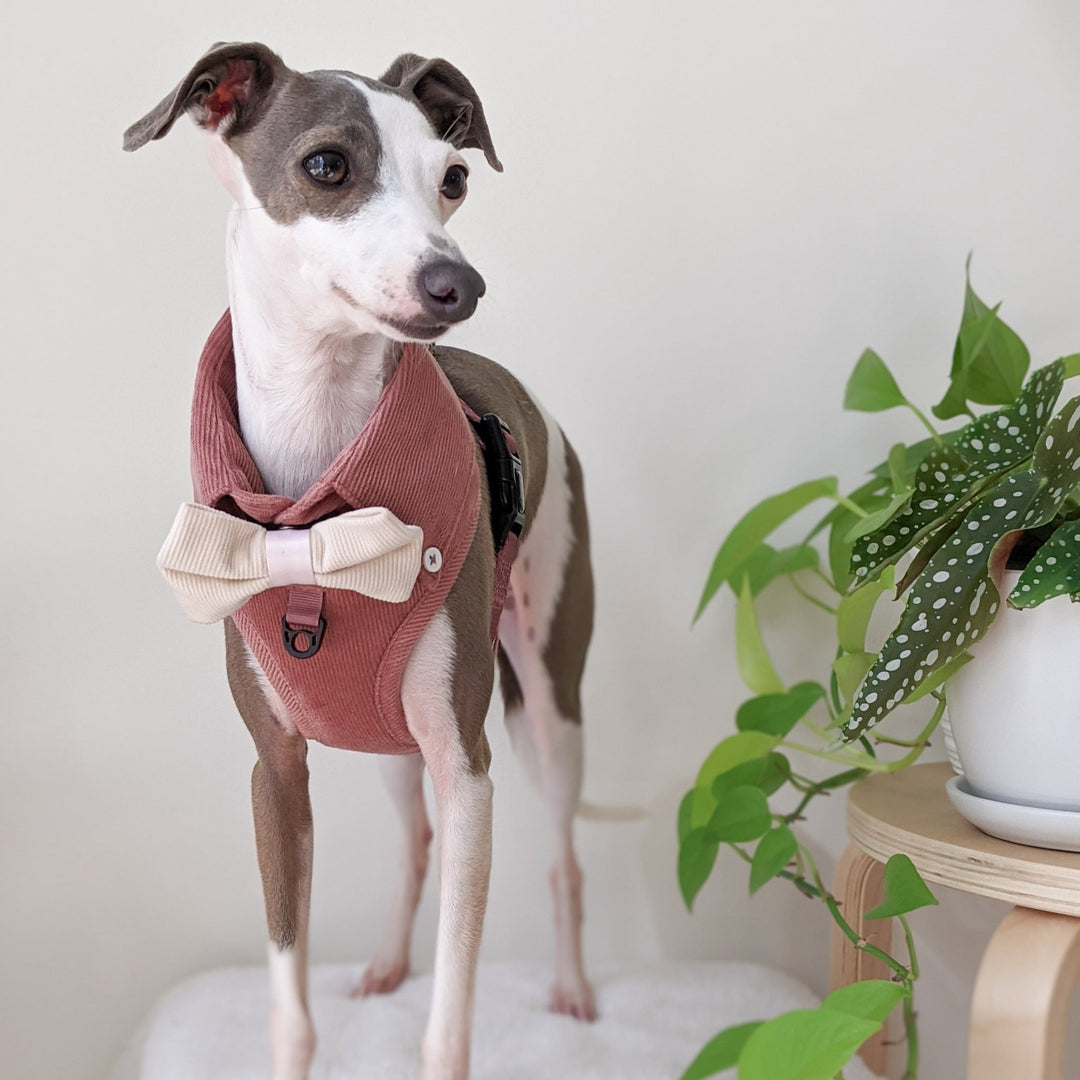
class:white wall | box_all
[4,2,1080,1077]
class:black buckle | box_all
[472,413,526,552]
[281,617,326,659]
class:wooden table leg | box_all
[969,906,1080,1080]
[830,843,893,1077]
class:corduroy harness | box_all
[161,312,521,754]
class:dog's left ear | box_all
[380,54,503,172]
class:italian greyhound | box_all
[125,41,595,1080]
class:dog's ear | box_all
[123,42,285,152]
[380,54,503,172]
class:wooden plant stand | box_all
[831,762,1080,1079]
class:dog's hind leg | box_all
[497,422,597,1020]
[225,620,316,1080]
[353,753,432,997]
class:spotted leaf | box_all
[849,361,1064,588]
[845,472,1042,738]
[1028,394,1080,522]
[954,360,1063,473]
[1009,521,1080,608]
[848,446,974,586]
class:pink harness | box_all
[189,312,517,754]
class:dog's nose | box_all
[416,260,486,323]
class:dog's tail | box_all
[576,799,647,823]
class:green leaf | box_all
[1030,394,1080,519]
[736,684,826,737]
[865,854,939,919]
[712,753,792,800]
[1010,519,1080,608]
[749,826,797,894]
[695,732,781,795]
[696,478,839,620]
[708,786,772,843]
[733,544,820,598]
[836,566,894,654]
[677,789,696,845]
[887,442,909,494]
[934,259,1031,418]
[846,471,1041,737]
[737,1009,880,1080]
[832,651,874,708]
[822,980,909,1023]
[816,767,869,790]
[679,827,720,909]
[736,578,785,695]
[1062,353,1080,379]
[680,1022,763,1080]
[844,349,907,413]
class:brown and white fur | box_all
[125,41,595,1080]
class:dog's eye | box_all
[439,165,468,201]
[303,151,348,185]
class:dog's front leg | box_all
[402,609,494,1080]
[225,622,316,1080]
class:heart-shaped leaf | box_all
[822,980,909,1023]
[865,854,938,919]
[736,1009,880,1080]
[708,786,772,844]
[680,1022,763,1080]
[712,753,792,800]
[695,732,781,794]
[844,349,907,412]
[934,260,1031,418]
[736,684,825,737]
[749,826,797,894]
[679,827,720,910]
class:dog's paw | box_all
[550,977,597,1022]
[352,957,410,997]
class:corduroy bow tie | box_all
[157,502,424,623]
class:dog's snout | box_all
[416,260,486,324]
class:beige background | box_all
[5,1,1080,1077]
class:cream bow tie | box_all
[157,502,424,623]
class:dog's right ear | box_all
[123,42,285,152]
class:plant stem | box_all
[788,574,839,614]
[810,566,841,595]
[832,494,871,519]
[904,401,945,447]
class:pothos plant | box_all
[678,261,1080,1080]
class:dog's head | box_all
[125,42,502,342]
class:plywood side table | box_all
[831,762,1080,1080]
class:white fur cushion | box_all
[115,961,883,1079]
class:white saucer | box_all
[946,776,1080,852]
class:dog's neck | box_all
[225,212,401,501]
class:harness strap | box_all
[459,401,525,643]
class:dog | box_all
[125,41,595,1080]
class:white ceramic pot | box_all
[946,570,1080,811]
